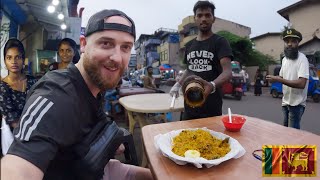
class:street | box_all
[160,85,320,135]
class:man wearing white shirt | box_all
[266,28,309,129]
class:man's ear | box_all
[79,35,87,53]
[212,16,216,23]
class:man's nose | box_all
[109,46,122,62]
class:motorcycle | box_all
[222,61,243,100]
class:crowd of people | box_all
[0,0,311,179]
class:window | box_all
[164,50,168,61]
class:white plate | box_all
[154,127,246,168]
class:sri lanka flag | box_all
[262,145,317,177]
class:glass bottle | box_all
[184,79,205,108]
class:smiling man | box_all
[169,0,233,120]
[1,9,153,180]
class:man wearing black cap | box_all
[1,9,153,180]
[266,28,309,129]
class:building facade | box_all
[135,28,180,70]
[278,0,320,64]
[178,15,251,49]
[134,34,152,69]
[251,33,283,62]
[155,28,180,70]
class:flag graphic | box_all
[262,145,317,177]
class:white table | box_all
[119,93,184,133]
[119,93,184,167]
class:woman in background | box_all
[48,38,79,71]
[254,69,263,96]
[0,38,37,131]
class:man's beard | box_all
[284,47,299,60]
[83,55,124,92]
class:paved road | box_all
[160,85,320,135]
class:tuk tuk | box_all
[270,65,320,102]
[222,61,243,100]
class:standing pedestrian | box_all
[169,0,232,120]
[254,69,263,96]
[0,38,37,131]
[266,28,309,129]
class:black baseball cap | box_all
[282,28,302,42]
[85,9,136,40]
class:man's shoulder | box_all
[298,52,308,61]
[39,69,75,86]
[31,70,79,100]
[185,38,197,47]
[211,34,227,41]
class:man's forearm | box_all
[279,77,307,89]
[213,69,232,87]
[1,155,44,180]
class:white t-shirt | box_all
[279,52,309,106]
[240,70,247,83]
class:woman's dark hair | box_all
[147,66,153,70]
[193,0,216,16]
[58,38,80,64]
[4,38,25,61]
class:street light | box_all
[58,13,64,20]
[47,5,55,13]
[52,0,59,6]
[61,23,67,30]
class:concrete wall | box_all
[300,39,320,55]
[287,2,320,45]
[19,22,44,75]
[179,16,251,49]
[246,66,259,85]
[252,35,283,62]
[0,12,11,78]
[168,43,180,71]
[213,17,251,38]
[66,17,81,44]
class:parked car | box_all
[134,67,161,88]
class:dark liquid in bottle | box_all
[185,87,204,107]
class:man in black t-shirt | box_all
[1,10,153,180]
[170,1,233,120]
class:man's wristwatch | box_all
[210,81,216,94]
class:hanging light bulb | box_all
[58,13,64,20]
[52,0,60,6]
[47,5,55,13]
[61,23,67,30]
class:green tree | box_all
[217,31,277,69]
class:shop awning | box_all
[159,64,172,70]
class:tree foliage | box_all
[217,31,277,70]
